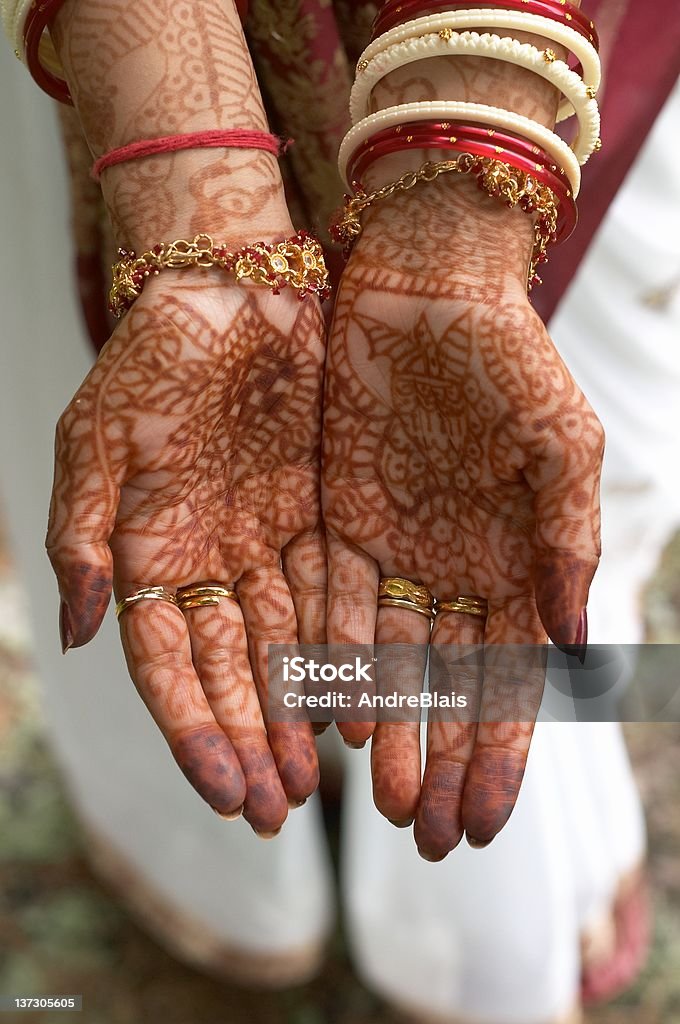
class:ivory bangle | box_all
[338,100,582,196]
[350,30,600,164]
[2,0,61,73]
[358,7,602,112]
[1,0,30,55]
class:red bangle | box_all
[23,0,249,106]
[347,121,572,191]
[372,0,599,51]
[23,0,71,104]
[91,129,287,181]
[346,122,577,243]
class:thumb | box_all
[524,405,604,657]
[46,394,125,651]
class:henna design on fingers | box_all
[48,279,325,810]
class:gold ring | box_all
[115,586,179,621]
[378,577,435,621]
[176,584,239,611]
[434,596,488,618]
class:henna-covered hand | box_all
[46,276,326,834]
[322,176,603,859]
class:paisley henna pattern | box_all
[51,0,292,250]
[46,0,326,824]
[46,274,326,821]
[322,1,598,858]
[324,152,602,860]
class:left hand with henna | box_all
[322,173,603,860]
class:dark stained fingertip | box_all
[344,739,366,750]
[418,848,447,863]
[59,600,74,654]
[288,798,307,809]
[555,607,588,664]
[59,562,113,649]
[389,817,414,829]
[213,805,244,821]
[173,725,247,816]
[269,723,320,805]
[255,827,282,840]
[312,722,331,736]
[461,747,526,841]
[466,835,492,849]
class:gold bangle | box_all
[109,231,331,317]
[176,584,240,611]
[115,586,179,620]
[330,155,559,291]
[378,577,435,620]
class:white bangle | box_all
[350,30,600,165]
[338,100,582,196]
[1,0,29,57]
[2,0,62,75]
[358,8,601,109]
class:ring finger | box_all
[117,587,246,818]
[180,580,289,836]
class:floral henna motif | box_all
[323,174,603,856]
[47,278,326,820]
[51,0,291,250]
[47,0,326,825]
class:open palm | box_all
[47,275,326,835]
[323,245,603,859]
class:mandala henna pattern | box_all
[324,167,602,858]
[47,276,326,817]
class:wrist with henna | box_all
[46,0,325,826]
[50,0,293,252]
[349,0,582,279]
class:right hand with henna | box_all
[46,272,326,836]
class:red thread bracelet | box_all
[346,122,577,243]
[91,129,288,181]
[23,0,70,104]
[372,0,598,50]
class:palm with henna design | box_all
[323,180,603,860]
[47,275,326,835]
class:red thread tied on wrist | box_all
[91,129,292,181]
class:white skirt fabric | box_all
[1,40,676,1023]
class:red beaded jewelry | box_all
[23,0,70,104]
[345,121,577,243]
[372,0,599,51]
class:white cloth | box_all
[1,39,674,1023]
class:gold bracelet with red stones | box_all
[109,230,331,317]
[330,153,559,289]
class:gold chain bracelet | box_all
[330,154,559,290]
[109,230,331,317]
